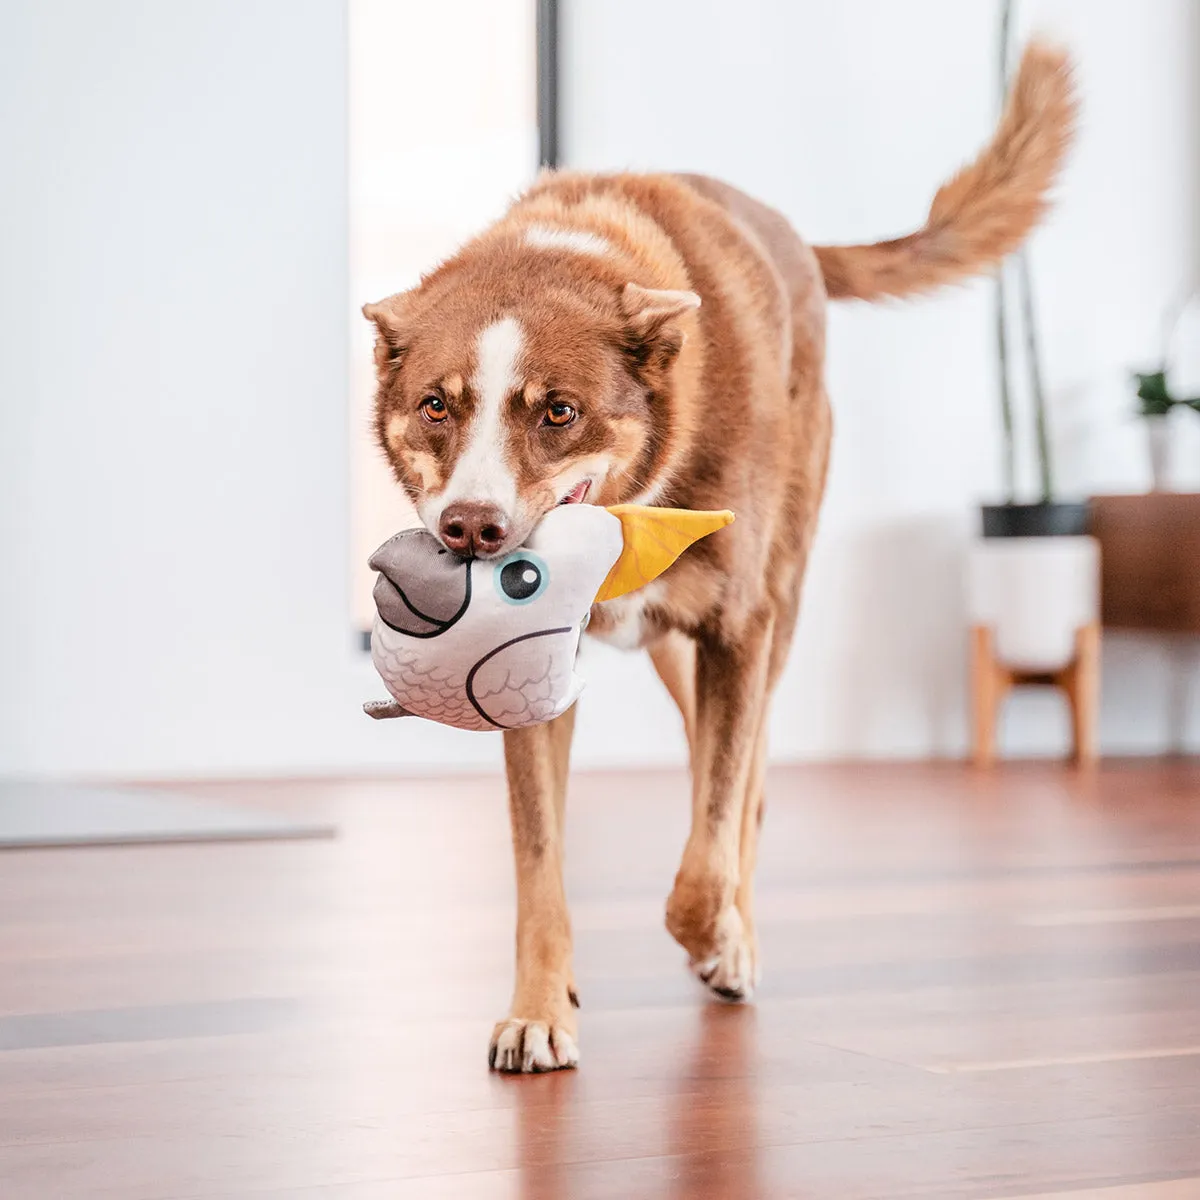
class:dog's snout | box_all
[439,502,510,557]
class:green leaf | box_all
[1134,369,1175,416]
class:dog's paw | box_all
[690,914,759,1002]
[665,864,737,959]
[667,872,759,1002]
[667,869,721,953]
[489,1018,579,1074]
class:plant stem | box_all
[999,0,1013,96]
[1018,251,1054,502]
[996,265,1016,502]
[995,0,1016,502]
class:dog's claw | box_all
[489,1018,579,1074]
[712,983,749,1002]
[682,906,760,1002]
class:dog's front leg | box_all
[665,615,772,1001]
[489,705,579,1072]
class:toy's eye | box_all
[494,552,549,605]
[420,395,449,423]
[543,400,576,427]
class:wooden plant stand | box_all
[971,622,1101,768]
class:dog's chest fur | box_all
[587,582,666,651]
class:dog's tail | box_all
[814,41,1076,303]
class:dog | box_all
[363,42,1075,1073]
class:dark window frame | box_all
[537,0,559,168]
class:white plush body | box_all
[369,505,624,732]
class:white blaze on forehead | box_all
[524,224,611,257]
[432,317,523,519]
[473,317,524,412]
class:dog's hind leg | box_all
[665,613,774,1001]
[490,705,579,1072]
[727,601,799,993]
[732,713,768,990]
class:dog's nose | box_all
[439,502,510,557]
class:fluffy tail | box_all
[814,41,1076,302]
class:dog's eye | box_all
[543,401,576,427]
[420,395,449,423]
[494,552,549,605]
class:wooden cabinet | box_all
[1089,494,1200,632]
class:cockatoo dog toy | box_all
[364,504,733,731]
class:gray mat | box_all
[0,781,335,849]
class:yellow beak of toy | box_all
[594,505,735,603]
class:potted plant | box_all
[1133,301,1200,490]
[967,1,1099,765]
[980,0,1087,539]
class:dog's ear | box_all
[362,291,415,371]
[620,283,700,378]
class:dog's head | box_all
[364,243,699,559]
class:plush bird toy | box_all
[364,504,733,731]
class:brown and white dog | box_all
[364,43,1075,1072]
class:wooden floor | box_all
[3,761,1200,1199]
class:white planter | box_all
[967,536,1100,671]
[1144,415,1171,491]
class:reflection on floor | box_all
[2,761,1199,1199]
[0,780,333,848]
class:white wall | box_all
[0,0,494,778]
[1,0,1197,780]
[564,0,1200,760]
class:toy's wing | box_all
[465,627,580,729]
[371,631,491,730]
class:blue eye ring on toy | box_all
[493,551,550,605]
